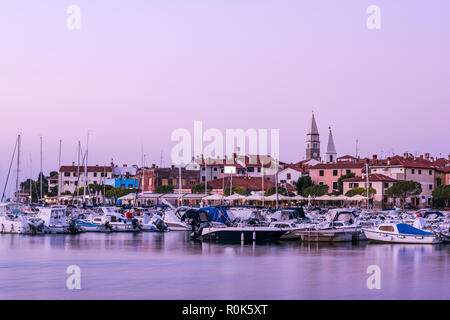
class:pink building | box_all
[309,162,365,193]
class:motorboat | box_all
[163,208,192,231]
[363,222,442,244]
[185,207,287,242]
[0,203,44,234]
[90,207,140,232]
[137,210,169,232]
[36,206,79,234]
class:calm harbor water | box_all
[0,232,449,300]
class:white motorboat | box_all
[0,203,44,234]
[163,209,191,231]
[363,222,442,244]
[90,207,140,232]
[36,206,79,234]
[138,210,169,232]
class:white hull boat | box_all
[363,223,442,244]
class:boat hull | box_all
[363,229,442,244]
[199,227,287,242]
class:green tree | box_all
[345,187,376,198]
[191,183,213,194]
[19,172,49,202]
[294,176,312,195]
[337,172,356,194]
[264,186,288,196]
[432,185,450,207]
[155,185,174,194]
[386,181,422,208]
[225,186,247,196]
[105,187,139,199]
[302,184,329,197]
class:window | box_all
[429,170,432,175]
[411,169,415,174]
[319,170,324,176]
[213,168,217,171]
[287,173,291,180]
[319,182,323,185]
[429,185,432,190]
[333,182,338,190]
[64,172,70,177]
[384,182,389,188]
[333,170,338,176]
[346,170,351,174]
[101,173,105,177]
[248,167,254,172]
[418,169,422,175]
[379,226,394,232]
[93,172,97,177]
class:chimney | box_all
[171,165,175,169]
[425,153,430,160]
[72,161,75,166]
[448,155,450,161]
[152,164,156,168]
[403,153,408,159]
[419,155,423,160]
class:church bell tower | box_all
[306,112,320,160]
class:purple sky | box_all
[1,1,450,196]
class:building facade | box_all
[309,162,365,193]
[59,164,112,194]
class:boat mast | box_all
[15,134,21,202]
[58,139,62,202]
[29,153,32,204]
[76,140,81,206]
[1,137,18,202]
[40,136,43,202]
[84,132,89,205]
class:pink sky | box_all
[1,1,449,196]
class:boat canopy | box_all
[182,207,233,226]
[396,223,433,236]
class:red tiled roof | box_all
[342,174,397,182]
[60,166,112,173]
[310,162,365,170]
[282,164,305,173]
[337,155,357,160]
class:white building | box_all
[278,166,306,188]
[59,164,112,194]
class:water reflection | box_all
[0,233,448,299]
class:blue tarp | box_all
[396,223,433,236]
[201,207,232,225]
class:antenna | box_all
[355,138,359,158]
[160,150,163,168]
